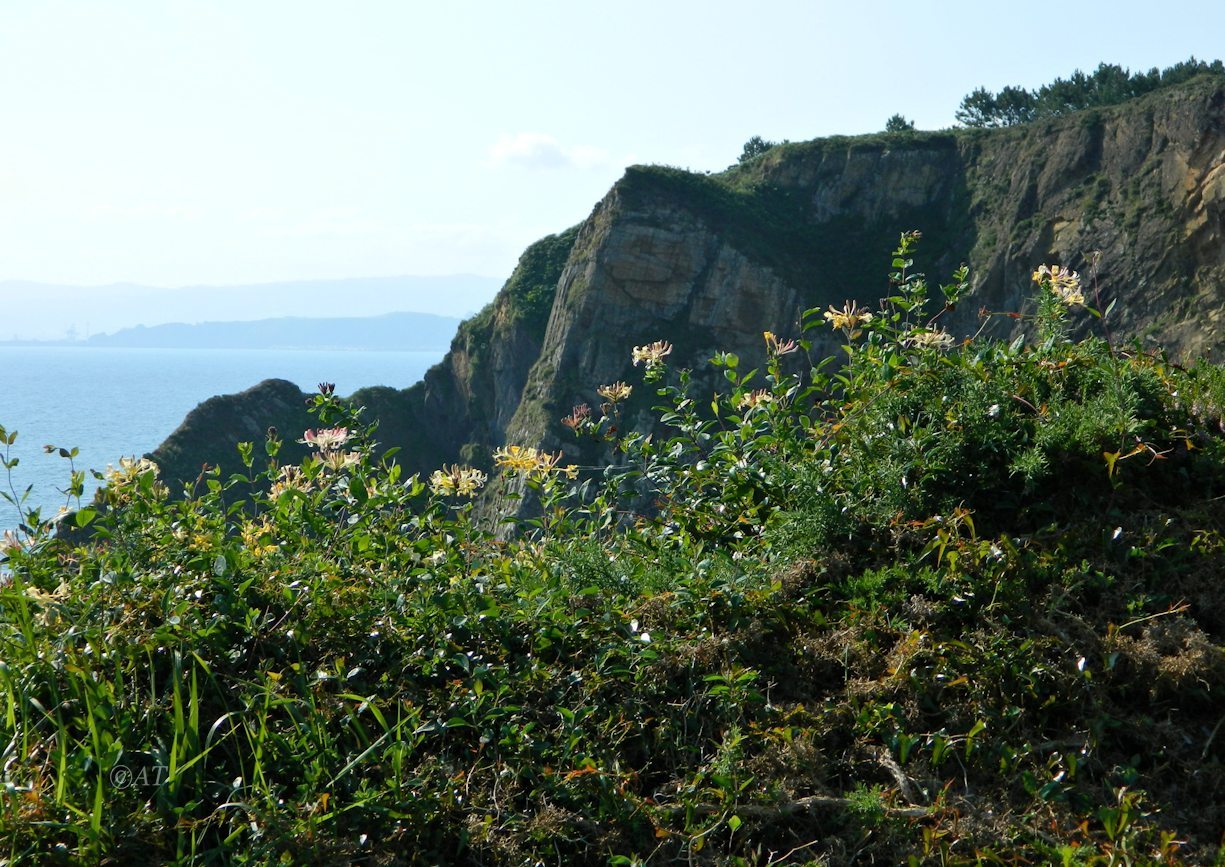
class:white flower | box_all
[737,389,775,410]
[905,329,956,350]
[429,464,487,497]
[632,340,673,369]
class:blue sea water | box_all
[0,346,442,530]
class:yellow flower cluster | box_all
[493,445,579,480]
[429,464,487,497]
[1032,264,1084,306]
[823,301,873,331]
[240,518,279,557]
[632,340,672,369]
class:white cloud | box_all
[487,132,610,170]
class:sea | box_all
[0,346,443,531]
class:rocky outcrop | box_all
[153,75,1225,490]
[153,379,314,488]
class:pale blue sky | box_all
[2,0,1224,299]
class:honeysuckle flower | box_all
[1032,264,1084,306]
[270,465,311,496]
[905,329,956,350]
[240,518,279,557]
[1,529,21,557]
[632,340,673,369]
[561,403,592,430]
[429,464,487,497]
[101,456,168,503]
[597,382,633,403]
[104,456,160,486]
[823,301,873,331]
[300,427,350,451]
[763,331,799,356]
[737,389,775,410]
[493,445,577,480]
[321,450,361,472]
[532,449,565,474]
[493,445,543,473]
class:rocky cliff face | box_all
[152,75,1225,490]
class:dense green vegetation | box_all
[956,57,1225,128]
[493,226,581,332]
[3,237,1225,864]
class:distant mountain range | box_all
[73,311,462,351]
[0,274,501,342]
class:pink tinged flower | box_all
[763,331,799,356]
[1,529,22,557]
[301,427,350,451]
[561,403,593,430]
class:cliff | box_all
[151,74,1225,489]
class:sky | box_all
[3,0,1225,333]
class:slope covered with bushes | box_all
[3,238,1225,864]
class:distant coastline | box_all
[0,311,462,352]
[0,273,500,342]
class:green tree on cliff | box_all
[884,113,915,132]
[957,57,1225,127]
[736,134,778,164]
